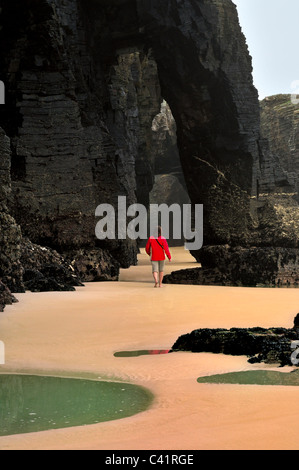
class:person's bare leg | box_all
[159,271,164,287]
[153,272,158,287]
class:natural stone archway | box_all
[0,0,265,295]
[138,0,260,247]
[83,0,261,248]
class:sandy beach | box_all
[0,246,299,450]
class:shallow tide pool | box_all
[197,369,299,386]
[0,374,153,437]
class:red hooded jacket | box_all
[146,236,171,261]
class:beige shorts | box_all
[151,260,165,273]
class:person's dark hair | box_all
[158,226,162,237]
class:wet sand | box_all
[0,247,299,450]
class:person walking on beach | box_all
[146,226,171,288]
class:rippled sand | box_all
[0,247,299,450]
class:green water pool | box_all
[197,369,299,386]
[0,374,153,437]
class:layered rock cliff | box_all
[0,0,162,270]
[260,94,299,195]
[253,95,299,250]
[0,0,287,303]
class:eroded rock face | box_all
[20,238,83,292]
[0,0,280,300]
[0,1,163,277]
[136,0,260,246]
[67,248,120,282]
[0,281,18,313]
[252,95,299,251]
[0,127,23,293]
[259,95,299,195]
[0,0,260,246]
[165,245,299,287]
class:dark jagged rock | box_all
[0,127,24,294]
[165,245,299,287]
[67,248,120,282]
[171,316,299,367]
[20,237,83,292]
[164,266,227,287]
[198,245,299,287]
[23,271,76,293]
[0,281,18,312]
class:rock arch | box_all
[84,0,260,247]
[0,0,262,286]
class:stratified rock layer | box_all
[260,95,299,195]
[136,0,260,246]
[0,0,260,249]
[0,0,287,305]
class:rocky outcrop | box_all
[0,0,163,306]
[20,238,83,292]
[0,127,24,294]
[252,95,299,251]
[0,1,162,268]
[0,281,18,313]
[0,0,287,300]
[259,95,299,195]
[165,245,299,287]
[0,0,260,242]
[171,317,299,367]
[67,248,120,282]
[136,0,260,247]
[249,95,299,247]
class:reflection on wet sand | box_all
[114,350,170,358]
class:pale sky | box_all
[233,0,299,99]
